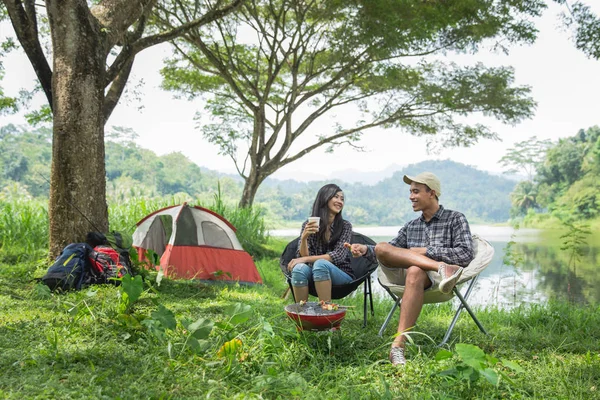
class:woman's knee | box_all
[291,263,311,286]
[312,260,331,282]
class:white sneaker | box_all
[389,347,406,366]
[438,264,463,294]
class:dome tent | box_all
[133,203,262,284]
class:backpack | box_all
[89,245,134,285]
[42,243,97,291]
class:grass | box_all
[1,244,600,399]
[2,197,599,398]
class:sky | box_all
[2,2,600,183]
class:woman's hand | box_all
[301,220,319,239]
[287,257,307,272]
[344,243,367,258]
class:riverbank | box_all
[1,244,599,399]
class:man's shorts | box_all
[378,261,443,292]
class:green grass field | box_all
[1,248,599,399]
[1,198,599,399]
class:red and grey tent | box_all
[132,203,262,284]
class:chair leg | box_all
[368,276,375,316]
[362,280,368,328]
[438,276,487,346]
[378,294,402,337]
[287,279,296,303]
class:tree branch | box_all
[4,0,53,109]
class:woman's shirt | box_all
[296,219,354,278]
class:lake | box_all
[270,225,600,308]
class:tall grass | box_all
[1,190,270,262]
[0,199,48,262]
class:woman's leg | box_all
[291,263,312,302]
[312,259,353,302]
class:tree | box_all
[499,136,553,181]
[158,0,544,207]
[510,180,538,216]
[556,1,600,59]
[1,0,244,256]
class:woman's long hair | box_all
[311,183,345,247]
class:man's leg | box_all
[393,266,431,348]
[375,242,462,283]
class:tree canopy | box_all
[158,0,544,206]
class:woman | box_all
[287,183,353,303]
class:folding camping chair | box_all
[279,231,378,327]
[377,235,495,346]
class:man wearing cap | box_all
[346,172,474,366]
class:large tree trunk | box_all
[47,1,108,257]
[239,169,264,208]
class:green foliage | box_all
[509,180,538,216]
[560,221,591,269]
[557,1,600,60]
[521,126,600,225]
[436,344,524,387]
[0,198,48,262]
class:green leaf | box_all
[225,303,252,325]
[121,274,144,305]
[435,349,453,361]
[187,318,214,340]
[216,321,234,331]
[501,359,525,373]
[151,304,177,331]
[456,344,486,370]
[480,368,499,386]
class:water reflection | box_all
[270,225,599,308]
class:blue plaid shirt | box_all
[366,205,474,267]
[296,219,354,278]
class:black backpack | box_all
[41,243,99,291]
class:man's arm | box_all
[327,221,353,266]
[360,224,408,262]
[425,213,474,267]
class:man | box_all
[346,172,474,366]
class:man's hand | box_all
[344,242,367,258]
[409,247,427,256]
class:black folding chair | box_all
[279,231,377,327]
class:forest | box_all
[0,123,517,226]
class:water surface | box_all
[270,225,600,308]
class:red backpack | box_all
[89,245,133,284]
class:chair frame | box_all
[377,274,488,346]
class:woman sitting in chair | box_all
[287,183,353,303]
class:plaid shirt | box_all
[366,205,474,267]
[296,219,354,278]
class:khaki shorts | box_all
[378,262,443,292]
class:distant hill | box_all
[256,159,516,224]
